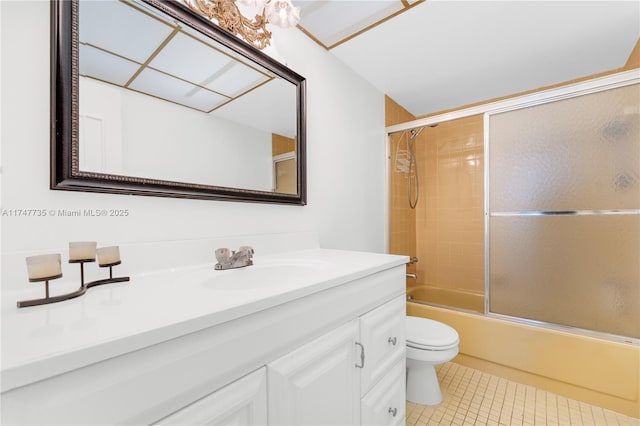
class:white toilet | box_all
[406,316,460,405]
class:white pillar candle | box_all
[26,254,62,280]
[96,246,121,266]
[69,241,97,261]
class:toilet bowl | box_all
[406,316,459,405]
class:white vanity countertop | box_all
[1,248,408,392]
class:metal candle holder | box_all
[69,258,95,287]
[17,256,130,309]
[16,273,68,308]
[86,261,130,288]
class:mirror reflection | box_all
[69,0,302,198]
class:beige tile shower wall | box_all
[415,115,485,293]
[386,96,418,278]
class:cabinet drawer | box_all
[359,295,406,395]
[361,358,406,426]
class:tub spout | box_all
[406,273,417,280]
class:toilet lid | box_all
[406,316,459,349]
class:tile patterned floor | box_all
[406,362,639,426]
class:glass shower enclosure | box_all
[486,82,639,341]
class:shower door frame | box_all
[384,69,639,344]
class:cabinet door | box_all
[155,367,267,425]
[359,295,406,395]
[361,359,406,426]
[267,320,360,426]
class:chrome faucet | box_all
[215,246,254,270]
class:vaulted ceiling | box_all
[294,0,640,117]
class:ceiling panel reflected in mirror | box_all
[52,0,306,204]
[80,1,276,113]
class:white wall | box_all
[267,26,387,252]
[0,1,386,294]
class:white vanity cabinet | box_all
[267,296,406,426]
[156,296,406,426]
[1,249,408,426]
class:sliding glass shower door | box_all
[486,82,639,340]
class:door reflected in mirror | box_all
[274,156,297,194]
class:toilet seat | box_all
[406,316,459,351]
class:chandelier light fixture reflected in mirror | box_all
[261,0,300,28]
[185,0,300,50]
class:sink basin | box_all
[200,257,331,291]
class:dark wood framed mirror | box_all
[51,0,306,205]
